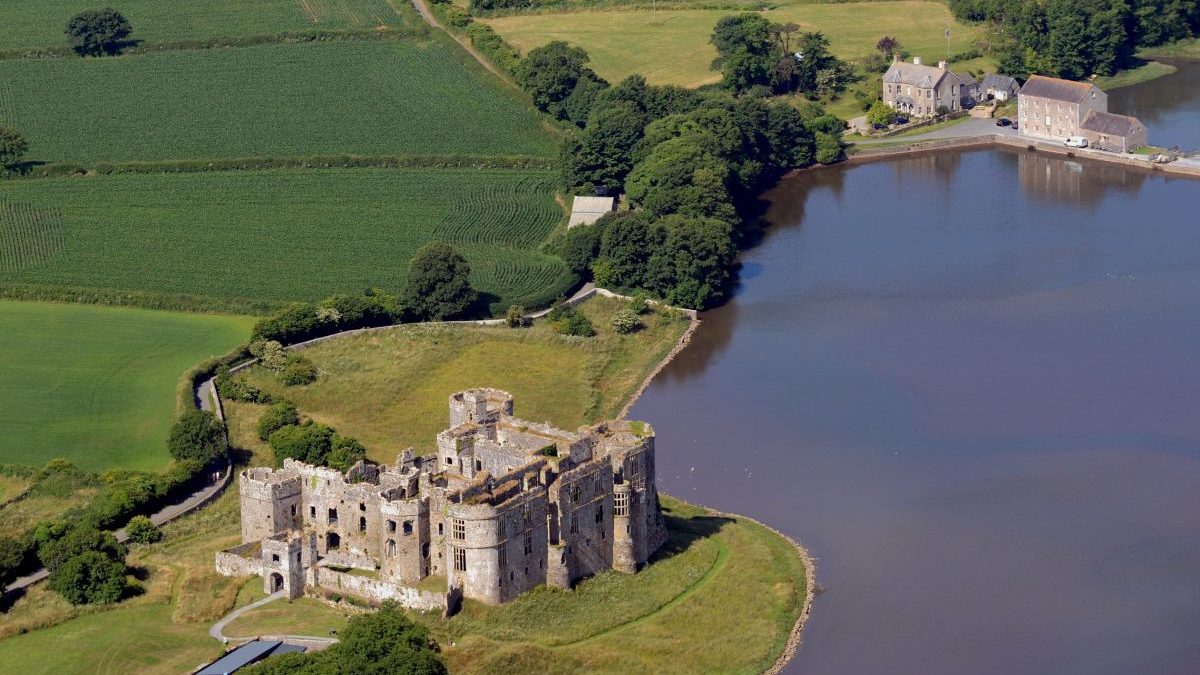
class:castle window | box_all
[359,503,366,512]
[475,460,482,471]
[387,539,396,557]
[595,505,603,523]
[570,514,578,535]
[452,518,465,540]
[327,532,341,549]
[328,508,338,524]
[359,516,367,532]
[403,520,413,535]
[445,456,453,465]
[453,547,467,571]
[310,506,316,518]
[422,543,429,559]
[498,546,507,570]
[630,458,641,478]
[387,520,396,533]
[615,492,628,516]
[572,485,580,503]
[438,522,444,536]
[524,531,533,555]
[290,505,296,517]
[272,553,280,562]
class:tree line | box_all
[949,0,1200,79]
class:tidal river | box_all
[631,63,1200,674]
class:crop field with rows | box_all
[0,167,567,309]
[0,0,413,51]
[0,38,555,163]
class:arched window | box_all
[403,520,413,535]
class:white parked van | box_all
[1064,136,1089,148]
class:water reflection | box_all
[1109,60,1200,150]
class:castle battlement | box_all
[219,389,667,610]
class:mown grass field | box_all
[0,39,555,163]
[0,168,567,309]
[0,301,252,472]
[0,0,413,51]
[234,296,692,461]
[486,1,989,87]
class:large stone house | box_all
[882,56,972,117]
[216,389,668,612]
[1079,110,1148,152]
[1017,75,1107,141]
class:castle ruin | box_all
[215,389,668,611]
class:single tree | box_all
[867,99,898,128]
[125,515,162,545]
[515,42,607,122]
[403,242,475,321]
[876,36,900,58]
[0,126,28,168]
[258,400,300,441]
[49,551,127,605]
[65,9,132,57]
[167,409,226,465]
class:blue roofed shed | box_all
[196,640,307,675]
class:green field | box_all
[0,301,252,471]
[0,0,412,51]
[486,1,989,87]
[232,296,692,461]
[0,39,555,163]
[0,168,568,308]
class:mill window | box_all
[452,518,465,540]
[453,547,467,571]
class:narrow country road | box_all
[852,117,1020,145]
[409,0,512,83]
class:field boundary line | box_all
[408,0,517,87]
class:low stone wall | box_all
[215,543,263,578]
[312,567,447,611]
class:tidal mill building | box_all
[216,389,668,611]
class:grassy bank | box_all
[0,39,553,163]
[236,296,692,461]
[1139,37,1200,60]
[0,168,567,310]
[485,1,989,87]
[1095,60,1178,90]
[0,301,252,471]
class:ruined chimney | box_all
[913,56,922,65]
[938,60,947,70]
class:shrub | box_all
[35,523,125,573]
[49,551,126,605]
[628,292,650,315]
[280,355,318,386]
[0,535,31,587]
[65,9,132,57]
[269,421,334,466]
[258,401,300,441]
[505,305,528,328]
[125,515,162,545]
[466,24,520,75]
[328,436,368,473]
[814,131,842,164]
[250,339,289,372]
[216,369,273,404]
[556,312,596,337]
[610,309,642,334]
[545,302,576,323]
[167,409,226,465]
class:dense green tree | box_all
[625,135,735,221]
[555,219,606,277]
[560,101,647,192]
[814,132,843,165]
[49,551,127,605]
[515,42,607,121]
[593,211,660,290]
[710,14,776,92]
[125,515,162,545]
[867,99,898,128]
[328,436,367,473]
[0,535,29,587]
[244,601,447,674]
[258,401,300,441]
[650,214,737,308]
[403,242,475,321]
[0,125,28,168]
[36,524,125,573]
[65,9,132,56]
[167,409,226,465]
[269,421,334,466]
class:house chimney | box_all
[913,56,922,65]
[892,53,900,64]
[938,60,947,70]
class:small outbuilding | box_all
[568,195,617,228]
[981,74,1021,102]
[1079,111,1148,152]
[196,640,307,675]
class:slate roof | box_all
[981,74,1019,92]
[882,61,955,89]
[1080,110,1142,136]
[954,71,978,86]
[568,195,616,228]
[197,640,307,675]
[1019,75,1096,103]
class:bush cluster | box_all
[268,421,367,473]
[610,308,642,333]
[546,303,596,337]
[36,518,130,605]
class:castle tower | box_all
[239,467,301,544]
[380,492,430,585]
[611,482,636,573]
[261,533,313,600]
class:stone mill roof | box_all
[1019,75,1097,103]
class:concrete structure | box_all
[882,56,973,117]
[1018,75,1107,141]
[568,195,617,228]
[1079,110,1148,152]
[981,74,1021,102]
[217,389,667,610]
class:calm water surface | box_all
[631,69,1200,674]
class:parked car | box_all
[1065,136,1089,148]
[995,118,1012,127]
[894,116,909,125]
[1011,122,1018,131]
